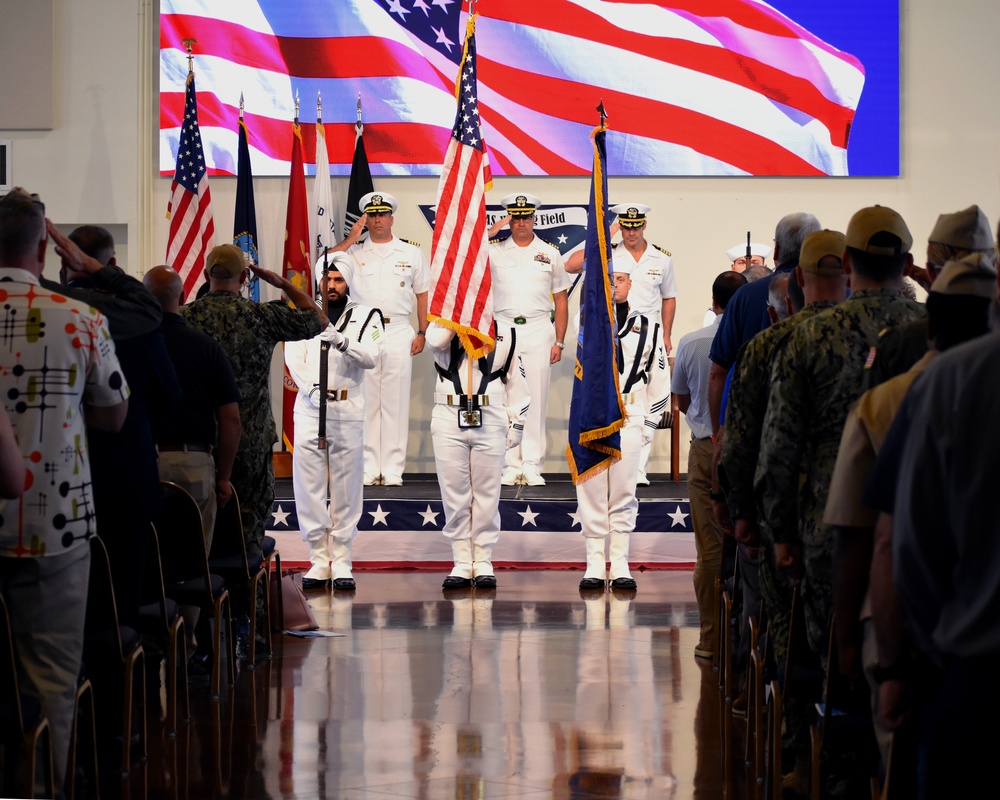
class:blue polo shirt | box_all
[709,265,796,370]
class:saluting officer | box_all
[286,253,384,591]
[577,261,670,592]
[488,193,571,487]
[338,191,429,486]
[428,320,531,590]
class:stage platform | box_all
[268,474,696,571]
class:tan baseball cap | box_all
[206,243,248,278]
[798,229,846,276]
[845,205,913,255]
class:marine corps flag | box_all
[566,123,625,484]
[281,113,312,451]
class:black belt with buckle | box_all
[513,316,526,325]
[158,443,211,453]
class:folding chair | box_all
[155,481,234,700]
[83,535,147,777]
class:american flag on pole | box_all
[159,0,873,177]
[428,12,493,358]
[166,68,215,299]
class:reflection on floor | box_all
[126,570,736,800]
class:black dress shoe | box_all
[332,577,356,591]
[301,577,331,591]
[442,575,473,589]
[609,577,637,591]
[579,577,606,591]
[474,575,497,589]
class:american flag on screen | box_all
[166,70,215,298]
[428,13,494,359]
[159,0,865,177]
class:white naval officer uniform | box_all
[576,306,670,586]
[344,235,430,482]
[612,242,675,482]
[427,322,531,583]
[489,234,571,477]
[286,300,384,583]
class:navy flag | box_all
[233,115,260,302]
[566,124,625,484]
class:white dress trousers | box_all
[285,302,382,546]
[576,308,670,539]
[427,324,531,547]
[346,235,430,479]
[489,234,571,473]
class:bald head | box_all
[143,265,184,313]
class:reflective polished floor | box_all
[131,570,731,800]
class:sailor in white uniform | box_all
[427,320,531,589]
[576,260,670,591]
[286,252,384,591]
[338,191,429,486]
[488,193,571,487]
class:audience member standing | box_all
[0,191,128,791]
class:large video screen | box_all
[160,0,899,177]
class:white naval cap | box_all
[725,242,773,263]
[500,193,541,217]
[610,203,650,228]
[359,191,397,214]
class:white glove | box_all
[319,324,345,348]
[506,425,523,451]
[641,424,655,447]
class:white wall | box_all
[5,0,1000,476]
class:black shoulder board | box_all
[399,237,422,248]
[652,244,672,257]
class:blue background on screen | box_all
[769,0,900,176]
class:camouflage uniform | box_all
[858,314,928,393]
[756,289,923,661]
[719,300,835,756]
[181,292,322,565]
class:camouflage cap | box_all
[206,243,248,278]
[845,205,913,255]
[928,205,994,251]
[929,253,997,299]
[798,229,846,276]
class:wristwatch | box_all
[416,329,426,335]
[555,341,565,350]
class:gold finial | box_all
[182,38,197,74]
[239,92,244,120]
[294,89,300,123]
[597,100,608,126]
[317,91,322,122]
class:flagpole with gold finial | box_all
[356,92,363,136]
[239,91,244,121]
[182,37,196,76]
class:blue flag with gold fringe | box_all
[566,124,625,484]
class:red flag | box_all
[281,119,312,451]
[166,70,215,299]
[428,14,494,359]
